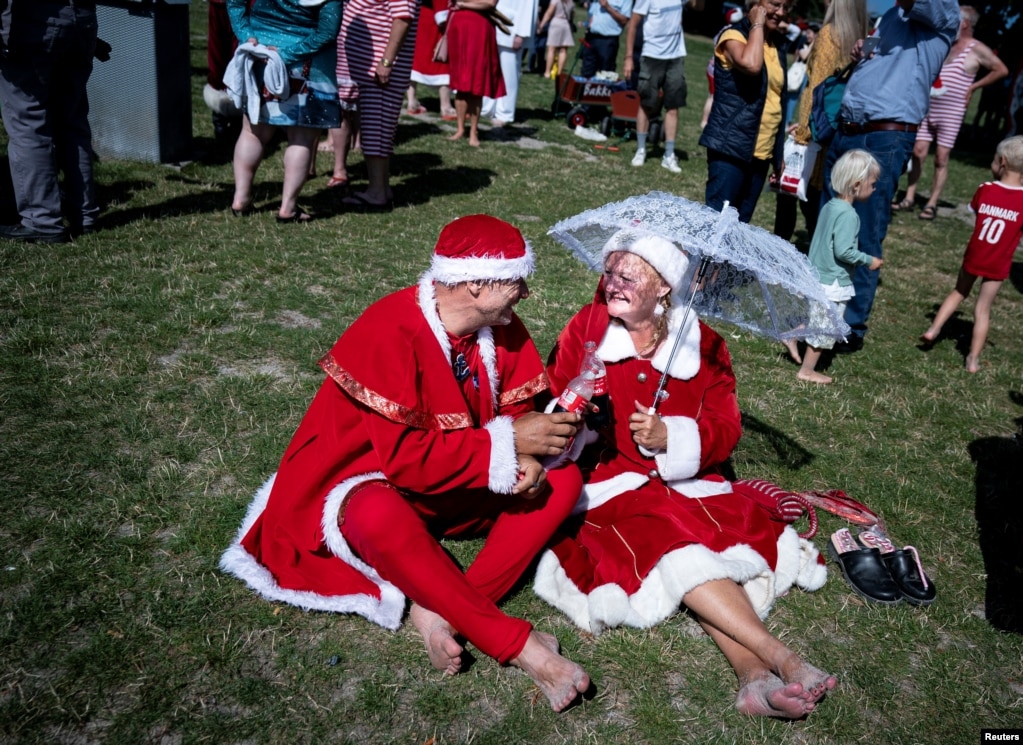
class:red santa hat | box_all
[602,229,690,298]
[427,214,535,284]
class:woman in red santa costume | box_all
[221,215,591,712]
[534,228,836,719]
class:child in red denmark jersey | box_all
[921,135,1023,373]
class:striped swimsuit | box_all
[336,0,420,158]
[918,40,977,149]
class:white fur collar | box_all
[597,305,701,381]
[417,274,499,409]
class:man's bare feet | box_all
[966,355,980,373]
[409,603,464,676]
[735,672,811,719]
[797,370,833,384]
[510,631,590,712]
[783,339,802,364]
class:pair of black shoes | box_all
[828,527,936,605]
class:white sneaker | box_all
[631,148,646,167]
[661,153,682,173]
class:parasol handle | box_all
[650,256,713,414]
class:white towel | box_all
[223,43,288,123]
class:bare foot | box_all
[510,631,590,712]
[409,603,464,676]
[735,672,811,719]
[783,340,802,364]
[447,131,464,141]
[966,355,980,373]
[535,630,560,654]
[776,658,837,705]
[468,135,481,148]
[797,370,833,384]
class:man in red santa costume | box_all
[221,215,591,712]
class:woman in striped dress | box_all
[333,0,421,210]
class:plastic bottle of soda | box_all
[553,369,595,414]
[581,341,610,430]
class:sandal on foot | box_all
[918,205,937,220]
[326,175,349,188]
[828,528,902,604]
[856,529,937,605]
[276,209,312,224]
[406,104,428,115]
[231,203,253,217]
[890,198,914,212]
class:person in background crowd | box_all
[406,0,457,120]
[0,0,100,243]
[700,0,789,222]
[893,6,1008,221]
[333,0,419,212]
[447,0,506,147]
[776,0,869,243]
[821,0,960,354]
[539,0,576,80]
[226,0,343,223]
[580,0,633,78]
[920,135,1023,373]
[482,0,538,126]
[624,0,703,173]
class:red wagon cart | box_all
[552,74,663,144]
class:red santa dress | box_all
[446,5,506,98]
[411,0,451,87]
[221,273,556,633]
[533,290,826,634]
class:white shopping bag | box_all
[778,136,820,202]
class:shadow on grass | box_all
[738,412,815,471]
[969,391,1023,634]
[1009,261,1023,295]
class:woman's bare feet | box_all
[966,354,980,373]
[468,134,481,148]
[409,603,464,676]
[510,631,590,712]
[447,130,464,141]
[797,370,833,384]
[783,339,802,364]
[735,672,811,719]
[776,657,837,705]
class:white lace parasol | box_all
[549,191,851,343]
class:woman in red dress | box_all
[446,0,506,146]
[407,0,457,119]
[535,229,837,719]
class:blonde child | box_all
[796,149,883,384]
[920,135,1023,373]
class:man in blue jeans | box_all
[822,0,959,352]
[580,0,633,78]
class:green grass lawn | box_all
[2,16,1022,745]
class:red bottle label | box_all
[557,388,588,414]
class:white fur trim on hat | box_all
[602,230,690,296]
[427,246,535,285]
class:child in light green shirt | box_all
[795,149,884,384]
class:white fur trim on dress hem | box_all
[485,416,519,493]
[533,526,824,635]
[219,473,406,630]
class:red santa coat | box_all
[220,276,548,630]
[533,293,826,634]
